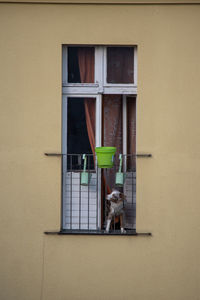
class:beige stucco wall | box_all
[0,2,200,300]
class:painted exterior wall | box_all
[0,2,200,300]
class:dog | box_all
[105,189,126,233]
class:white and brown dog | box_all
[105,189,126,233]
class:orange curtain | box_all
[78,48,111,194]
[78,47,94,83]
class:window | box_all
[62,45,137,234]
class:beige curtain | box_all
[127,97,136,169]
[103,95,122,190]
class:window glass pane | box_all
[67,97,95,170]
[107,47,134,84]
[68,47,95,83]
[67,97,95,154]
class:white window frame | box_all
[103,46,137,89]
[62,45,137,167]
[62,45,137,95]
[62,94,102,229]
[62,45,137,231]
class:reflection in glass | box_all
[107,47,134,84]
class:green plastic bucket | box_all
[95,147,116,168]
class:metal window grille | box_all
[62,154,136,234]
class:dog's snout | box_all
[106,194,112,200]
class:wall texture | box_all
[0,2,200,300]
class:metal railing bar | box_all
[79,155,81,230]
[136,153,152,157]
[96,159,98,230]
[44,153,63,156]
[70,155,72,230]
[132,170,134,204]
[88,156,90,230]
[44,230,152,236]
[104,169,107,231]
[44,153,152,157]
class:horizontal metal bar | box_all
[44,153,152,157]
[136,153,152,157]
[44,153,63,156]
[44,230,152,236]
[1,1,199,6]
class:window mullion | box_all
[96,94,102,147]
[95,46,104,93]
[96,93,102,230]
[62,45,68,85]
[134,47,137,85]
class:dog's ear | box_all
[119,193,126,200]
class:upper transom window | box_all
[62,45,137,95]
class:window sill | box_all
[44,230,152,236]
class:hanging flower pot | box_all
[115,154,126,186]
[81,154,92,186]
[95,147,116,168]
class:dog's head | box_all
[106,189,126,202]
